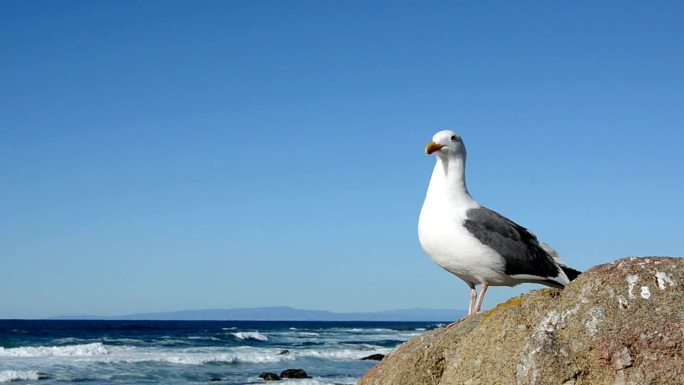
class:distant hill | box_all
[52,306,464,321]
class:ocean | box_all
[0,320,441,384]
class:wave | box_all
[97,345,386,365]
[102,337,146,344]
[230,331,268,341]
[187,336,222,341]
[158,345,389,364]
[0,371,40,383]
[156,350,293,365]
[296,332,320,337]
[90,346,296,365]
[0,342,387,367]
[52,337,83,344]
[353,343,384,351]
[298,347,391,361]
[157,339,194,346]
[0,343,108,358]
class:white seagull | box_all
[418,130,580,319]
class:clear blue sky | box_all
[1,1,682,319]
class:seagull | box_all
[418,130,580,319]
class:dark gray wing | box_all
[463,207,560,279]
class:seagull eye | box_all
[450,135,457,141]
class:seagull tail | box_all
[540,241,581,283]
[560,265,582,282]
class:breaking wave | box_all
[298,347,390,361]
[153,350,293,365]
[0,370,41,383]
[0,342,108,357]
[230,331,268,341]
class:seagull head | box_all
[425,130,466,159]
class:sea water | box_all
[0,320,440,384]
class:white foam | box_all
[115,346,390,365]
[0,370,40,383]
[91,346,295,365]
[278,380,327,385]
[296,332,320,337]
[102,337,145,344]
[230,331,268,341]
[298,347,391,361]
[158,350,291,365]
[0,342,108,357]
[187,336,222,341]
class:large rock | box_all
[259,372,280,381]
[360,257,684,385]
[279,369,309,379]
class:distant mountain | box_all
[52,306,464,321]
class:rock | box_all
[259,372,281,381]
[280,369,309,379]
[278,349,290,355]
[361,354,386,361]
[359,257,684,385]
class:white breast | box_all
[418,156,510,286]
[418,199,508,285]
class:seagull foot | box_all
[447,316,468,328]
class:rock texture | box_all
[359,257,683,385]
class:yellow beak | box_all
[425,142,444,155]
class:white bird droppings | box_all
[655,271,676,290]
[627,275,639,299]
[617,296,628,310]
[640,286,651,299]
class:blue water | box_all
[0,320,441,384]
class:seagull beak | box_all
[425,142,444,155]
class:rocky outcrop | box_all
[279,369,309,379]
[360,257,684,385]
[259,372,280,381]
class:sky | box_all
[1,1,682,319]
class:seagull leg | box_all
[448,283,477,328]
[468,284,477,315]
[473,283,489,313]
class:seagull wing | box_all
[463,207,564,284]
